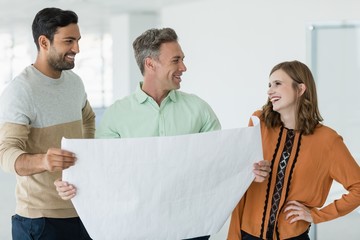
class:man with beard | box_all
[0,7,95,240]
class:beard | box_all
[47,46,75,71]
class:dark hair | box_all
[261,60,323,135]
[32,7,78,51]
[132,27,178,75]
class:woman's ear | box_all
[298,83,307,96]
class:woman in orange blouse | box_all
[228,60,360,239]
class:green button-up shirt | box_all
[96,83,221,138]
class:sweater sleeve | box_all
[0,78,33,174]
[311,135,360,223]
[82,100,96,139]
[0,123,29,173]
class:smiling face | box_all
[47,23,81,72]
[152,41,187,92]
[268,69,299,117]
[262,60,320,133]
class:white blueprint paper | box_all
[62,117,262,240]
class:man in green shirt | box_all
[56,27,270,240]
[97,29,220,240]
[96,28,220,139]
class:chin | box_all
[272,106,280,112]
[172,84,180,90]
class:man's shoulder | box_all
[62,70,82,81]
[62,69,79,76]
[1,72,31,98]
[105,93,137,112]
[173,91,216,114]
[113,92,137,104]
[174,90,207,103]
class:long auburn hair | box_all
[261,60,323,135]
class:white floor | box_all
[1,172,359,240]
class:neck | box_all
[280,113,296,130]
[141,80,169,106]
[33,58,61,79]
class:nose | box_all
[267,85,274,96]
[179,61,187,72]
[72,41,80,53]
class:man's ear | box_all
[144,57,155,71]
[298,83,307,96]
[38,35,49,50]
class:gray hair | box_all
[132,27,178,75]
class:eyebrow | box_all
[172,55,184,60]
[63,36,81,41]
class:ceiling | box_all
[0,0,199,34]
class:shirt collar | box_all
[135,82,177,104]
[135,82,148,103]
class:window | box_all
[0,33,31,94]
[75,33,113,108]
[0,32,113,108]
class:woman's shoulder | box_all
[315,124,338,134]
[310,124,342,142]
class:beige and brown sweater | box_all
[0,65,95,218]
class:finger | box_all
[60,190,76,200]
[286,200,303,208]
[55,184,72,193]
[263,166,271,172]
[253,168,265,175]
[288,214,302,223]
[54,178,62,186]
[253,165,271,177]
[54,179,66,187]
[284,205,301,213]
[255,160,271,169]
[47,155,76,169]
[57,185,76,200]
[253,171,269,183]
[54,179,71,188]
[47,148,76,157]
[47,163,74,172]
[286,209,302,219]
[43,154,76,172]
[259,160,271,167]
[253,161,271,172]
[48,154,77,163]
